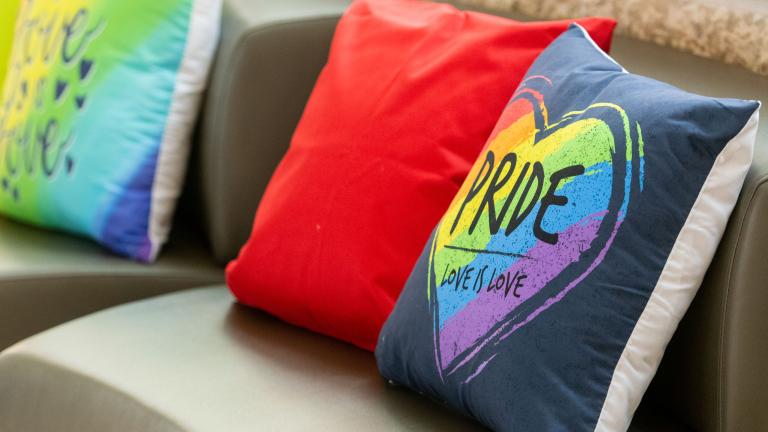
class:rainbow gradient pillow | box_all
[0,0,221,261]
[0,0,20,89]
[376,24,760,431]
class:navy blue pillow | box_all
[375,24,760,431]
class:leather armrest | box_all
[198,0,351,263]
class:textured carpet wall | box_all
[460,0,768,76]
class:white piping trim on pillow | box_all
[573,23,628,73]
[594,107,760,431]
[147,0,222,261]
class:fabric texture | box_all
[0,0,221,261]
[0,0,20,90]
[225,0,616,351]
[375,24,760,431]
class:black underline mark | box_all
[443,244,534,260]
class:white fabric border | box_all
[573,23,627,73]
[147,0,222,261]
[595,108,760,431]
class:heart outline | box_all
[428,77,643,382]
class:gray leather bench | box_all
[0,287,688,431]
[0,0,766,430]
[0,214,221,350]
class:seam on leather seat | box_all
[208,15,341,263]
[717,173,768,432]
[1,351,188,432]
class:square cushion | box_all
[375,24,760,431]
[225,0,616,351]
[0,0,221,261]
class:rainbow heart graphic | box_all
[428,76,644,382]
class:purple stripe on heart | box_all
[447,213,626,378]
[439,211,608,368]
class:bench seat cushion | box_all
[0,287,688,431]
[0,217,222,349]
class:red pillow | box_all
[226,0,616,351]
